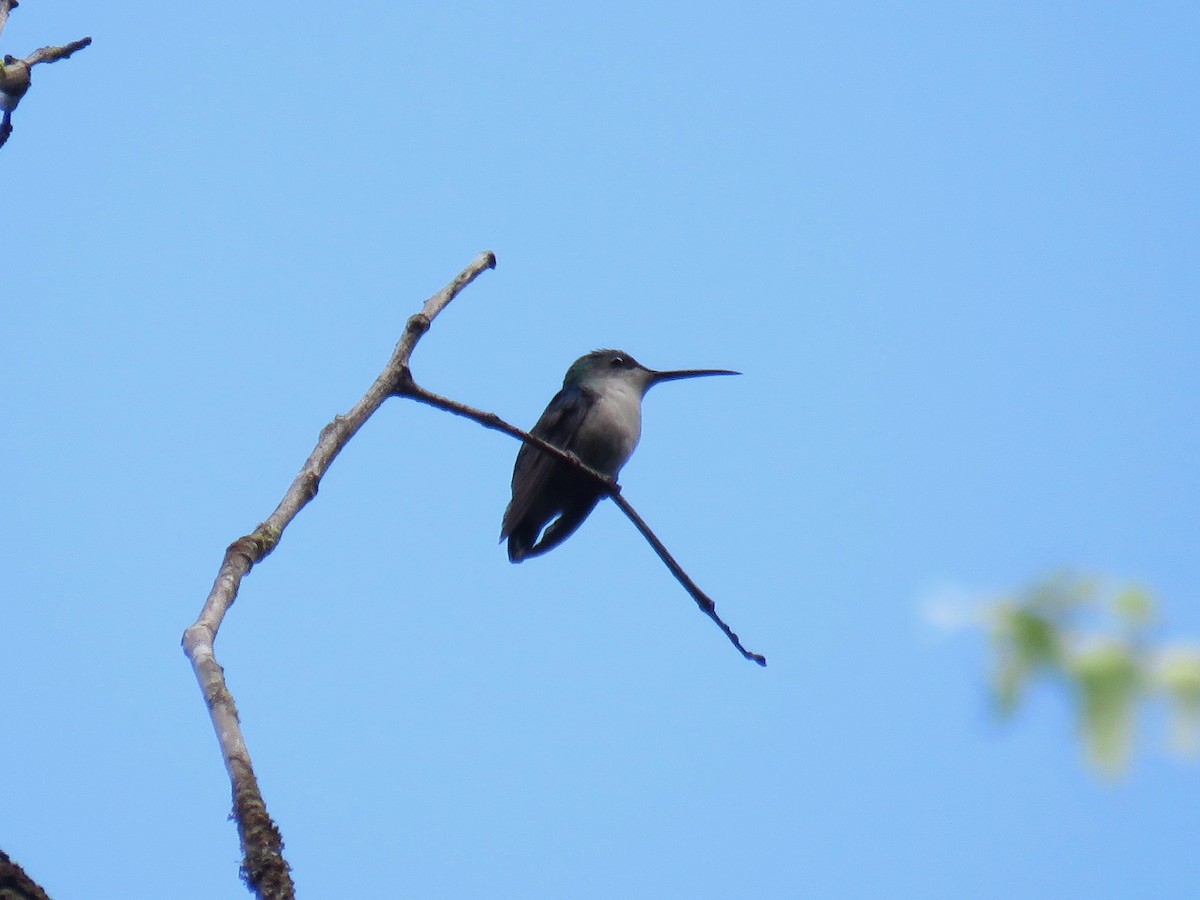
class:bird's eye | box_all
[610,356,625,367]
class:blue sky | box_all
[4,3,1198,897]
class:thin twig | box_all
[0,1,16,43]
[399,380,619,490]
[181,251,497,899]
[24,37,92,66]
[610,494,766,665]
[398,380,766,665]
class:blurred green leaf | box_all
[1155,647,1200,755]
[1112,586,1156,628]
[967,575,1200,777]
[989,602,1063,715]
[1068,641,1140,775]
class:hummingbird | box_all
[501,349,738,562]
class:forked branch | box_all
[184,249,761,896]
[182,252,496,899]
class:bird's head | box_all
[563,349,739,396]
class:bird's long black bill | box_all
[649,368,740,384]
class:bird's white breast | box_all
[575,382,643,475]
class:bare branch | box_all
[181,251,496,899]
[24,36,92,66]
[184,246,758,892]
[0,848,53,900]
[399,380,620,491]
[610,494,766,665]
[0,1,16,43]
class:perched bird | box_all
[501,349,738,562]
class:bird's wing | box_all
[500,383,596,539]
